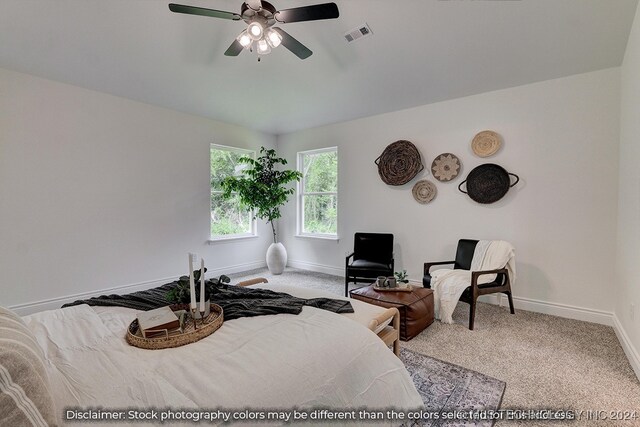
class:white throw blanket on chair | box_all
[431,240,516,324]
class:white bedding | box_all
[246,283,394,333]
[23,286,423,426]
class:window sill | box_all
[207,234,259,244]
[295,234,340,241]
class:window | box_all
[297,147,338,237]
[210,144,255,239]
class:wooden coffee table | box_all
[350,284,434,341]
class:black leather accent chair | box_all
[345,233,394,296]
[423,239,515,330]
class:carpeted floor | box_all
[229,268,640,426]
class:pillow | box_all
[0,306,57,427]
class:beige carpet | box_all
[229,268,640,426]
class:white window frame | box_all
[209,144,257,242]
[296,147,338,240]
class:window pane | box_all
[210,145,254,238]
[303,151,337,193]
[210,147,251,192]
[210,192,252,236]
[303,194,337,234]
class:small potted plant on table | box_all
[394,270,410,289]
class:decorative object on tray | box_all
[386,276,397,288]
[471,130,502,157]
[431,153,461,182]
[126,303,224,350]
[395,270,409,286]
[373,275,412,292]
[375,140,424,186]
[220,147,302,275]
[412,179,437,204]
[165,257,230,309]
[458,163,520,204]
[137,306,181,338]
[373,284,413,292]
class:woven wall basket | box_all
[458,163,519,204]
[472,131,502,157]
[412,179,437,204]
[431,153,461,182]
[375,140,424,186]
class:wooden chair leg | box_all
[506,291,515,314]
[469,297,476,330]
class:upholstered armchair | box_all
[423,239,515,330]
[345,233,394,296]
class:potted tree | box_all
[220,147,302,274]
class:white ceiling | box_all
[1,0,638,135]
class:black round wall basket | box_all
[458,163,519,204]
[374,140,424,186]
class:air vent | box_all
[344,23,373,43]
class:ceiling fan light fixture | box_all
[247,21,264,40]
[237,30,252,48]
[266,28,282,48]
[256,38,271,54]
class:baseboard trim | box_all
[287,259,344,277]
[612,314,640,380]
[480,294,615,326]
[9,260,266,316]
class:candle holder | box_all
[190,308,198,330]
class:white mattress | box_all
[23,287,422,426]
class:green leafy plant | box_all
[166,270,231,304]
[220,147,302,243]
[394,270,409,284]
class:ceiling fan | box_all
[168,1,339,60]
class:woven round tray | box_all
[126,303,223,350]
[431,153,461,182]
[472,131,501,157]
[458,163,519,204]
[375,140,424,186]
[412,179,437,204]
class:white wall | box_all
[0,67,275,313]
[278,68,620,318]
[617,4,640,377]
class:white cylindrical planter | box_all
[266,242,287,275]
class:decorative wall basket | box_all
[412,179,437,204]
[458,163,519,204]
[375,140,424,185]
[431,153,461,182]
[472,131,502,157]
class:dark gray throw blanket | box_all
[62,281,353,321]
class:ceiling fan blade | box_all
[168,3,241,21]
[275,2,339,23]
[272,28,312,60]
[224,39,244,57]
[245,0,263,11]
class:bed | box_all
[3,281,424,426]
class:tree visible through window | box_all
[210,145,255,238]
[298,148,338,236]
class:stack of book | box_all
[137,306,186,338]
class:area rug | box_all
[400,348,505,427]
